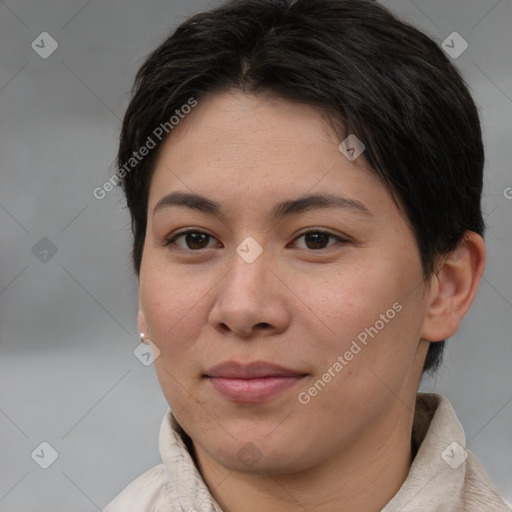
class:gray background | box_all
[0,0,511,510]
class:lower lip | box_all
[207,376,305,403]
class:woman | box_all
[104,0,510,510]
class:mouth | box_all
[204,361,308,403]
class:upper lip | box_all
[205,361,306,379]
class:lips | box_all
[204,361,307,403]
[205,361,306,379]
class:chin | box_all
[202,432,313,475]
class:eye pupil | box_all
[186,233,209,249]
[305,232,329,249]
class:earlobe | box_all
[421,231,486,342]
[138,308,151,345]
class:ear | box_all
[138,305,151,346]
[421,231,486,342]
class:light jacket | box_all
[104,393,511,511]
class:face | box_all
[138,90,431,474]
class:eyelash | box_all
[163,229,347,252]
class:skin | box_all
[137,90,486,512]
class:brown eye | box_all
[291,230,344,250]
[165,230,217,250]
[304,232,330,249]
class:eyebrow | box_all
[153,191,372,219]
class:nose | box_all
[208,246,291,339]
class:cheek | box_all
[140,265,213,413]
[289,257,424,378]
[289,263,403,346]
[139,261,212,354]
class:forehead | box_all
[159,91,340,164]
[147,91,391,217]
